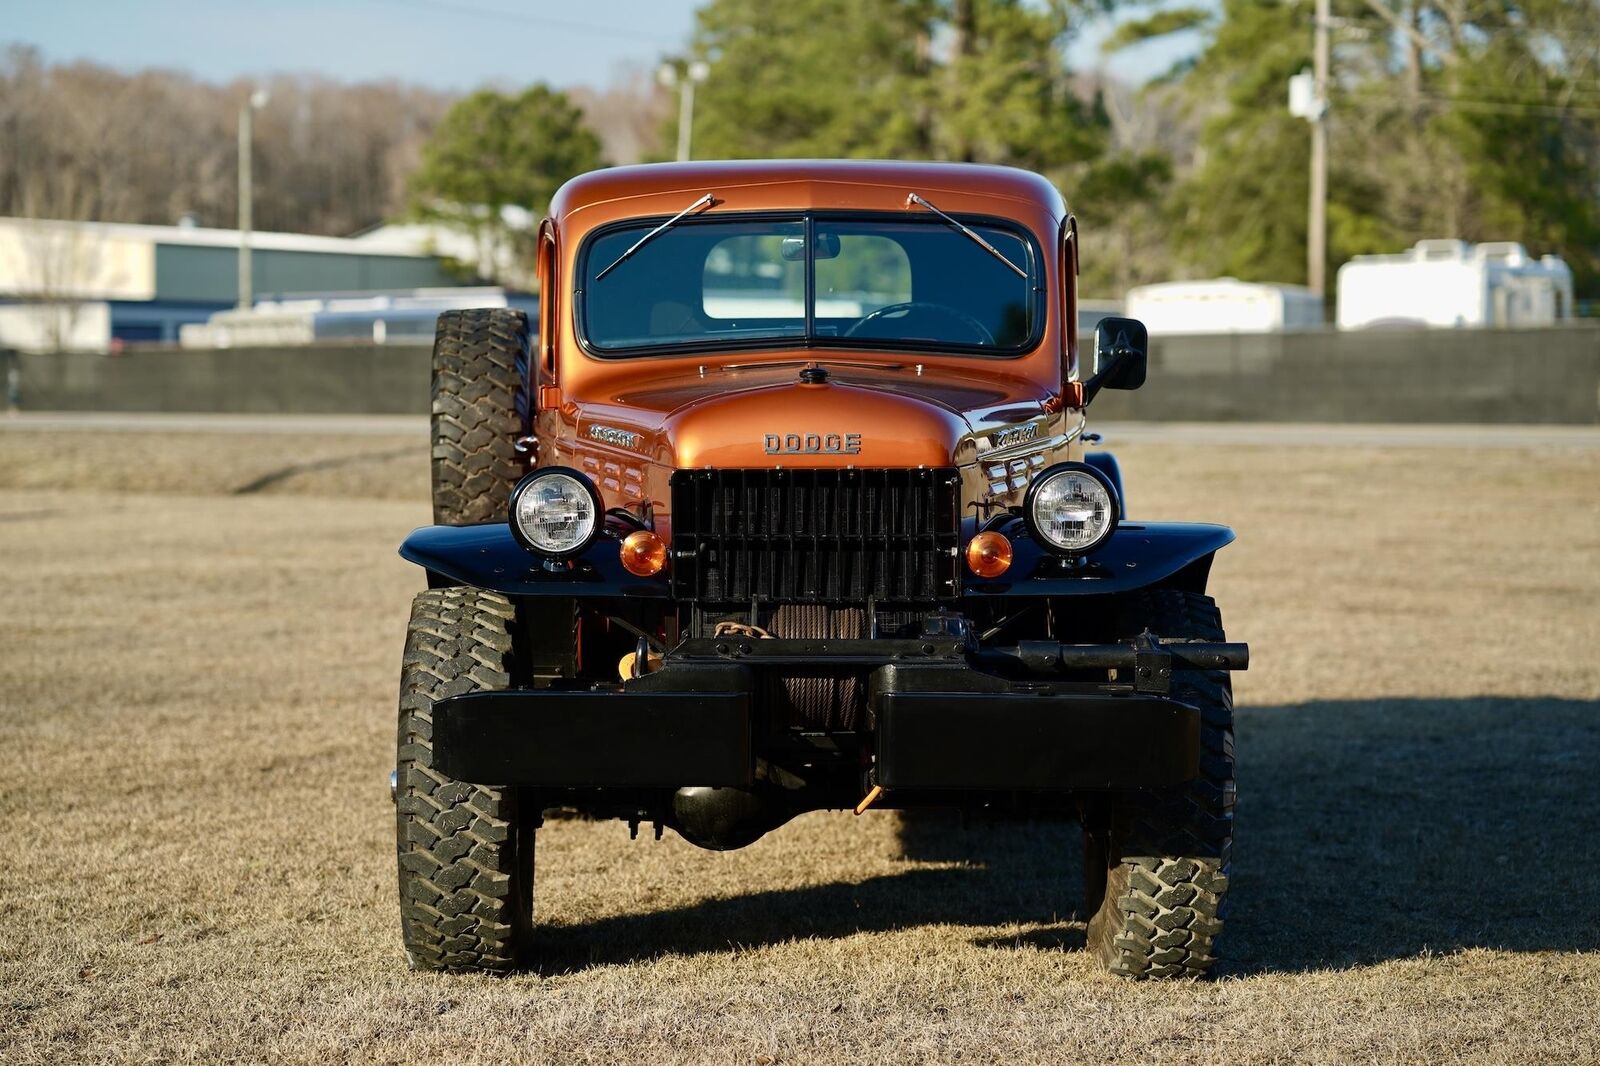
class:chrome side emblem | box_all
[990,422,1041,449]
[764,432,862,455]
[588,424,640,449]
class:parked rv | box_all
[1125,279,1324,335]
[1337,240,1573,329]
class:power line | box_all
[371,0,673,46]
[1443,98,1600,118]
[1344,90,1600,118]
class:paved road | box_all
[0,412,427,435]
[3,411,1598,448]
[1093,421,1600,449]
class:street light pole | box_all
[1307,0,1330,297]
[659,61,710,163]
[237,89,268,310]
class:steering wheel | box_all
[844,301,995,346]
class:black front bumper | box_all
[870,663,1197,790]
[431,637,1229,793]
[433,662,756,788]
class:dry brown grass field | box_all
[1,425,1597,1064]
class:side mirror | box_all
[1083,316,1148,403]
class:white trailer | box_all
[1336,240,1574,329]
[1124,278,1324,335]
[0,300,112,353]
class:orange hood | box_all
[570,361,1059,470]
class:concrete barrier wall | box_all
[11,324,1600,423]
[1090,325,1600,423]
[13,344,434,415]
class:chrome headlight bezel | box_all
[1023,461,1120,556]
[508,467,603,558]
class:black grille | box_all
[670,468,961,605]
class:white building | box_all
[0,216,460,352]
[1336,240,1574,330]
[1124,279,1325,335]
[351,205,536,291]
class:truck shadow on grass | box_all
[1218,694,1600,975]
[531,696,1600,976]
[533,827,1087,975]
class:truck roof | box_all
[549,160,1067,225]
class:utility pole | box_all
[1307,0,1330,297]
[237,89,268,310]
[658,61,710,162]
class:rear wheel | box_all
[1083,589,1234,979]
[396,588,534,972]
[430,308,530,526]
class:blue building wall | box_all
[109,300,229,344]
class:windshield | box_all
[577,214,1041,357]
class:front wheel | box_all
[395,588,534,972]
[1083,590,1235,979]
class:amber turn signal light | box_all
[965,531,1012,578]
[619,530,668,577]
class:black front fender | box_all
[964,520,1235,599]
[399,524,671,598]
[404,520,1232,602]
[1083,451,1125,516]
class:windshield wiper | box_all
[594,193,718,281]
[905,192,1027,279]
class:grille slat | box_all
[671,468,960,606]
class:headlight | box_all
[509,467,601,557]
[1025,462,1119,554]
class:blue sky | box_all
[6,0,1200,91]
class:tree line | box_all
[675,0,1598,297]
[0,44,458,238]
[3,0,1595,300]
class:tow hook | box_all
[854,784,885,816]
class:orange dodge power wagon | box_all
[392,160,1248,979]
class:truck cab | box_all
[393,161,1246,980]
[536,161,1080,506]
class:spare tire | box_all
[430,308,531,525]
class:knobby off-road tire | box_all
[396,588,534,972]
[431,308,530,526]
[1084,590,1235,979]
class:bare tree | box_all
[568,64,671,164]
[0,46,456,237]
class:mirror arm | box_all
[1079,347,1129,407]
